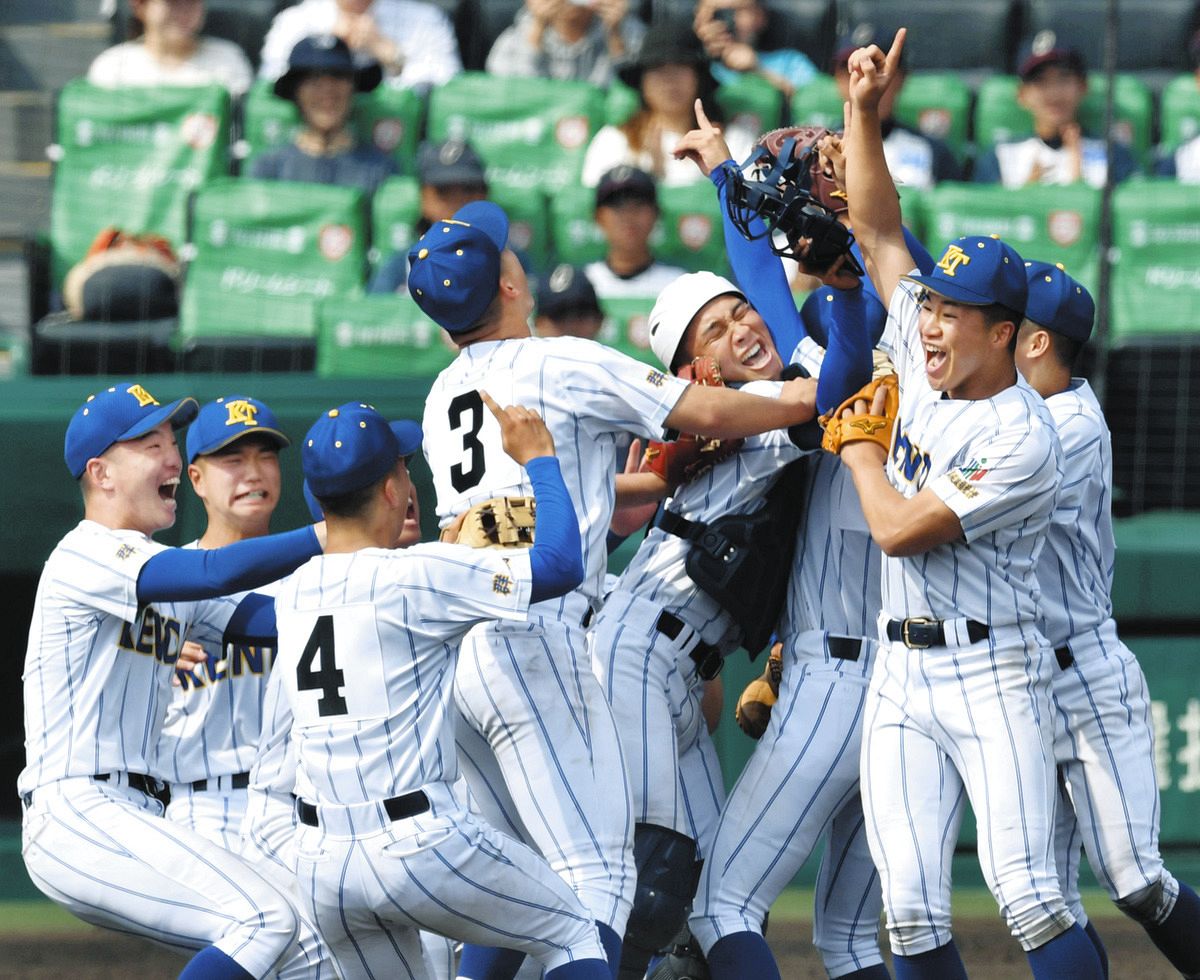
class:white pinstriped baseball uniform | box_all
[690,405,887,976]
[590,380,804,851]
[274,544,607,979]
[423,335,690,931]
[1039,380,1180,925]
[862,279,1070,955]
[20,521,299,976]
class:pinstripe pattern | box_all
[294,781,606,979]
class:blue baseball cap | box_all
[903,236,1027,315]
[1023,261,1095,342]
[64,381,198,479]
[408,200,510,335]
[303,402,405,498]
[186,395,290,463]
[303,419,422,518]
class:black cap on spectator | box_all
[274,35,382,101]
[417,139,488,189]
[617,20,715,95]
[1017,31,1086,81]
[595,165,658,209]
[537,264,602,320]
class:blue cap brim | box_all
[122,396,199,443]
[188,426,290,463]
[453,200,509,251]
[389,420,423,458]
[901,273,996,306]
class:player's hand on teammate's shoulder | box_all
[479,390,556,466]
[846,26,906,112]
[778,374,819,421]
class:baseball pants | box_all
[167,779,249,851]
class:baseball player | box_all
[408,200,821,978]
[273,398,611,980]
[588,268,871,980]
[155,395,292,850]
[1014,261,1200,977]
[20,381,327,979]
[834,30,1103,977]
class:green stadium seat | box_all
[49,81,231,288]
[1159,73,1200,153]
[789,75,843,131]
[596,296,662,366]
[656,182,730,276]
[316,294,455,378]
[605,81,640,128]
[973,73,1154,165]
[1109,179,1200,340]
[237,79,424,174]
[548,183,607,268]
[920,182,1101,290]
[179,177,369,342]
[426,72,605,193]
[716,74,785,138]
[893,72,972,163]
[488,175,552,275]
[370,176,422,270]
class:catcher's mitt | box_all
[643,356,743,487]
[446,496,536,549]
[818,373,899,455]
[735,643,783,739]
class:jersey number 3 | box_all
[297,614,348,717]
[448,390,485,492]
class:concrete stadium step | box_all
[0,22,109,92]
[0,92,53,164]
[0,163,50,239]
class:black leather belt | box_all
[1054,645,1074,670]
[827,637,863,662]
[95,772,170,805]
[886,617,989,649]
[189,772,250,793]
[656,610,722,680]
[296,790,431,828]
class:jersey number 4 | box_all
[297,614,348,717]
[448,390,485,492]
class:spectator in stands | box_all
[974,31,1138,189]
[368,138,490,293]
[585,165,687,299]
[693,0,818,101]
[259,0,460,93]
[88,0,252,95]
[581,20,754,187]
[485,0,645,86]
[249,35,397,195]
[830,25,960,189]
[1155,29,1200,182]
[535,263,606,340]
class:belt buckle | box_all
[902,617,936,649]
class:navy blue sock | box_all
[1140,880,1200,975]
[839,965,891,979]
[596,921,622,979]
[546,960,616,980]
[892,939,968,980]
[1026,923,1103,979]
[178,947,254,980]
[457,945,526,980]
[1083,920,1109,979]
[706,931,780,980]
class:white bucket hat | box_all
[647,271,745,369]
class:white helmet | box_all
[647,271,745,370]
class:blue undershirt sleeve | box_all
[525,456,585,603]
[222,592,277,645]
[137,526,321,604]
[814,287,874,414]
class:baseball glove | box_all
[643,356,743,488]
[734,643,783,740]
[448,496,536,549]
[818,373,899,455]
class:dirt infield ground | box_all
[0,902,1179,979]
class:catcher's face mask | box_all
[722,129,863,277]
